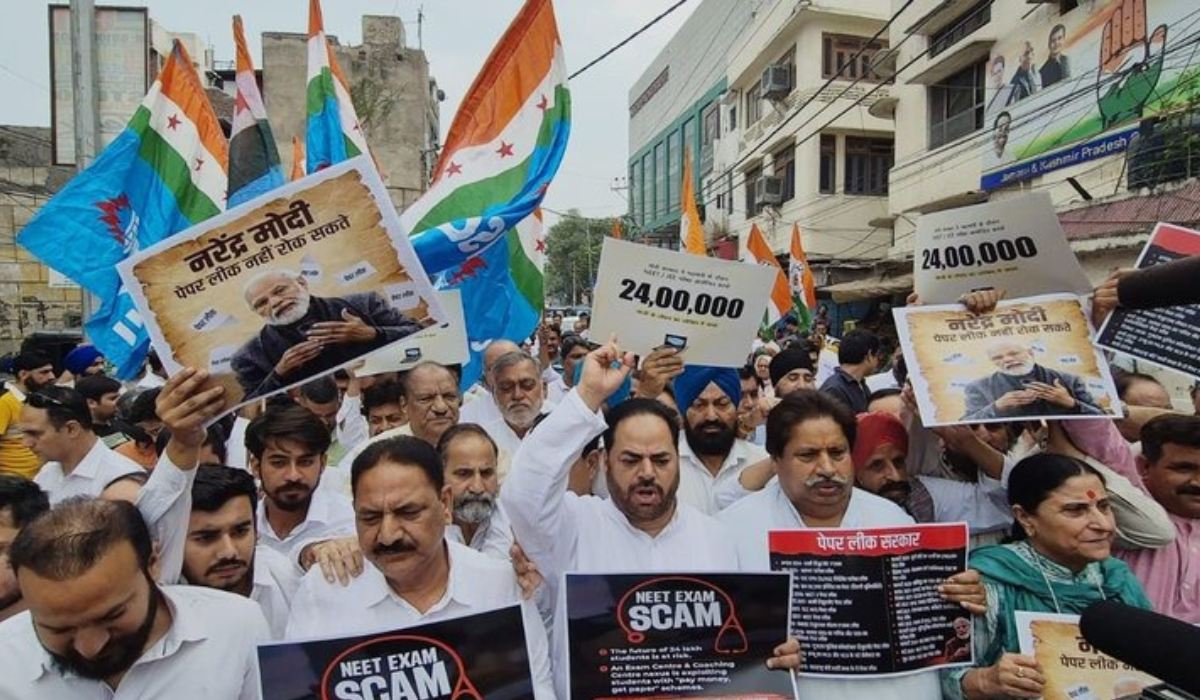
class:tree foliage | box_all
[543,210,616,306]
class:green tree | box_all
[543,210,616,306]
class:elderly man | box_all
[21,386,142,505]
[231,269,423,399]
[673,365,768,514]
[962,339,1103,420]
[501,339,800,698]
[480,351,547,481]
[0,498,269,699]
[436,424,512,560]
[1,352,57,479]
[283,435,554,698]
[718,391,985,700]
[769,347,816,397]
[460,340,519,425]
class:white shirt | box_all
[135,452,198,587]
[0,585,269,700]
[501,389,741,698]
[543,368,569,405]
[256,482,355,565]
[336,423,413,472]
[446,503,514,561]
[284,539,554,700]
[717,483,942,700]
[677,434,768,515]
[252,546,301,641]
[34,438,142,505]
[335,393,369,453]
[459,386,503,426]
[225,416,250,470]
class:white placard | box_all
[590,238,774,367]
[913,193,1090,304]
[357,290,469,376]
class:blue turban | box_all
[64,345,103,375]
[673,365,742,413]
[571,361,633,408]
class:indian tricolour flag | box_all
[18,41,226,378]
[228,15,284,207]
[306,0,370,172]
[789,222,817,331]
[404,0,570,278]
[746,223,793,328]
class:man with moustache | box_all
[182,466,300,639]
[502,339,801,699]
[283,436,554,699]
[245,404,355,573]
[480,351,548,481]
[0,498,269,699]
[673,365,768,514]
[0,476,48,624]
[436,424,512,560]
[1,352,57,479]
[231,269,423,399]
[962,339,1103,420]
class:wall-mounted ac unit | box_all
[760,64,791,100]
[756,176,784,206]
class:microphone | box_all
[1079,601,1200,697]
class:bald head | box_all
[482,340,521,389]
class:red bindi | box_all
[1086,490,1097,500]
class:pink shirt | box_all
[1064,418,1200,623]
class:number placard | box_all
[913,193,1090,304]
[591,238,774,367]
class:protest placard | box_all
[257,605,532,700]
[566,572,796,700]
[118,156,441,415]
[913,193,1090,304]
[769,523,971,677]
[1097,223,1200,381]
[1015,612,1161,700]
[894,293,1121,426]
[357,289,469,376]
[590,238,774,366]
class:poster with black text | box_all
[1097,223,1200,381]
[566,572,796,700]
[769,523,970,677]
[257,605,531,700]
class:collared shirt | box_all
[479,406,553,484]
[335,394,369,454]
[677,434,767,515]
[819,366,871,414]
[459,385,502,426]
[0,382,39,479]
[446,503,514,561]
[284,540,554,700]
[256,481,355,565]
[717,482,941,700]
[336,423,414,472]
[501,389,741,700]
[0,585,269,700]
[252,546,302,640]
[34,438,142,506]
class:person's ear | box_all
[440,485,454,524]
[1012,504,1036,539]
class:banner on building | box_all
[769,523,972,677]
[49,5,149,166]
[565,572,796,700]
[981,0,1200,190]
[1097,222,1200,381]
[1015,612,1161,700]
[590,237,773,366]
[117,156,441,416]
[894,293,1121,426]
[257,605,533,700]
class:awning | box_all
[821,273,914,303]
[907,39,994,86]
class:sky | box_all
[0,0,697,227]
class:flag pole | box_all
[70,0,100,339]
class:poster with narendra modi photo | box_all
[1015,612,1161,700]
[117,156,442,416]
[893,293,1121,426]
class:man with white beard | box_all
[435,424,512,560]
[479,351,548,481]
[231,269,423,399]
[961,339,1103,420]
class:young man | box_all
[75,375,123,442]
[818,328,879,414]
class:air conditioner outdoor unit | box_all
[760,64,791,100]
[756,176,784,206]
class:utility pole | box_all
[70,0,99,337]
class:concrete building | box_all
[883,0,1200,284]
[261,15,441,209]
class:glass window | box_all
[819,135,837,194]
[667,130,681,213]
[654,143,666,219]
[629,161,640,226]
[928,60,986,149]
[822,35,889,82]
[744,166,761,215]
[929,1,990,58]
[641,153,653,225]
[844,137,893,195]
[774,143,796,203]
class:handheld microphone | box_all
[1079,601,1200,697]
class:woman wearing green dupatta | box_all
[942,453,1151,700]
